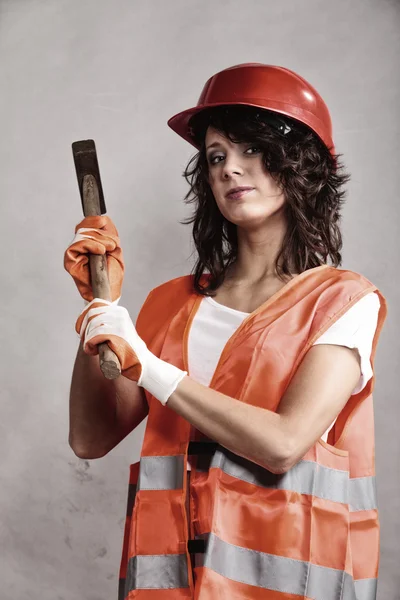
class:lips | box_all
[226,187,254,199]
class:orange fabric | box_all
[119,265,388,598]
[349,509,380,579]
[193,475,350,569]
[134,489,189,556]
[63,215,124,302]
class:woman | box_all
[65,64,388,600]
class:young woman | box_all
[65,63,388,600]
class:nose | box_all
[222,155,244,179]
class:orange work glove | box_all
[64,215,124,302]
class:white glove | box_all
[76,299,188,406]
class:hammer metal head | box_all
[72,139,107,215]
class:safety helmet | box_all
[167,63,335,156]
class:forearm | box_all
[74,305,290,469]
[69,342,132,457]
[167,375,291,474]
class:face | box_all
[205,126,287,229]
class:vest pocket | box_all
[191,444,355,597]
[121,460,191,594]
[317,436,349,457]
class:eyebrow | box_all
[206,142,223,151]
[206,138,244,151]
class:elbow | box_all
[68,436,109,460]
[265,437,297,475]
[268,455,294,475]
[266,456,292,475]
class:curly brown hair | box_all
[179,105,351,296]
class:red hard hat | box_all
[167,63,335,155]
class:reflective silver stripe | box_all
[125,554,189,590]
[354,577,377,600]
[198,447,349,505]
[198,447,378,510]
[197,532,357,600]
[138,455,184,491]
[349,476,377,512]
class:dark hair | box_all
[179,105,350,296]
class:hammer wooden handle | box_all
[82,174,121,380]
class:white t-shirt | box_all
[186,291,380,467]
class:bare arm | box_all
[167,344,361,474]
[69,341,149,459]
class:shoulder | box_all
[307,267,388,344]
[315,290,380,344]
[317,266,386,310]
[135,274,193,340]
[138,274,194,316]
[349,290,381,313]
[323,265,375,288]
[148,274,194,296]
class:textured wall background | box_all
[0,0,398,598]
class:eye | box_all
[245,146,261,154]
[208,154,224,165]
[208,146,261,166]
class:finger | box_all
[75,299,114,336]
[74,215,119,237]
[83,332,143,382]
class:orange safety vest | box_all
[118,265,388,600]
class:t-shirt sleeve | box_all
[312,291,380,395]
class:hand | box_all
[76,300,188,406]
[64,215,124,302]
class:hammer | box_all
[72,139,121,380]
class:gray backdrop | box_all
[0,1,398,598]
